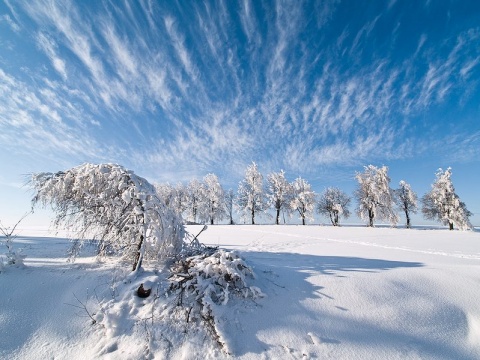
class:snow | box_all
[1,225,480,359]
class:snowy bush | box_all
[94,248,263,356]
[169,249,262,306]
[167,249,264,351]
[30,163,185,270]
[0,215,28,271]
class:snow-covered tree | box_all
[185,179,205,224]
[236,162,267,224]
[155,183,187,218]
[394,180,417,229]
[266,170,293,225]
[290,177,316,225]
[224,189,235,225]
[355,165,399,227]
[317,187,351,226]
[421,168,472,230]
[30,163,185,271]
[200,173,226,225]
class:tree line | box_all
[23,163,472,273]
[155,162,473,231]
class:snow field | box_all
[198,225,480,359]
[1,225,479,359]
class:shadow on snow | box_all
[223,251,473,359]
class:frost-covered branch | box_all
[0,212,29,269]
[236,162,267,224]
[317,187,351,226]
[167,249,264,352]
[290,177,316,225]
[355,165,398,227]
[29,163,185,270]
[394,180,418,228]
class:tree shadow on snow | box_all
[13,236,102,262]
[223,251,474,359]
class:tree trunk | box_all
[133,233,145,272]
[405,210,410,229]
[329,212,335,226]
[133,218,146,272]
[251,208,255,225]
[276,209,280,225]
[210,218,214,225]
[334,212,339,226]
[368,209,374,227]
[302,217,305,225]
[449,221,454,230]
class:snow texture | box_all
[1,224,480,359]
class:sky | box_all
[0,0,479,227]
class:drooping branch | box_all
[30,163,185,269]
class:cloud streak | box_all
[0,0,479,186]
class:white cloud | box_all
[36,33,67,80]
[1,0,478,187]
[1,14,21,32]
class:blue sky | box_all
[1,0,479,227]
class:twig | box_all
[0,212,30,238]
[64,293,97,325]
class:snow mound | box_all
[93,249,263,357]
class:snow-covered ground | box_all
[1,225,480,359]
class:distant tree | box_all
[155,183,187,218]
[186,179,205,224]
[224,189,235,225]
[355,165,398,227]
[290,177,316,225]
[421,167,472,230]
[394,180,417,229]
[266,170,293,225]
[200,173,226,225]
[155,183,175,207]
[30,163,184,271]
[236,162,267,224]
[317,187,351,226]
